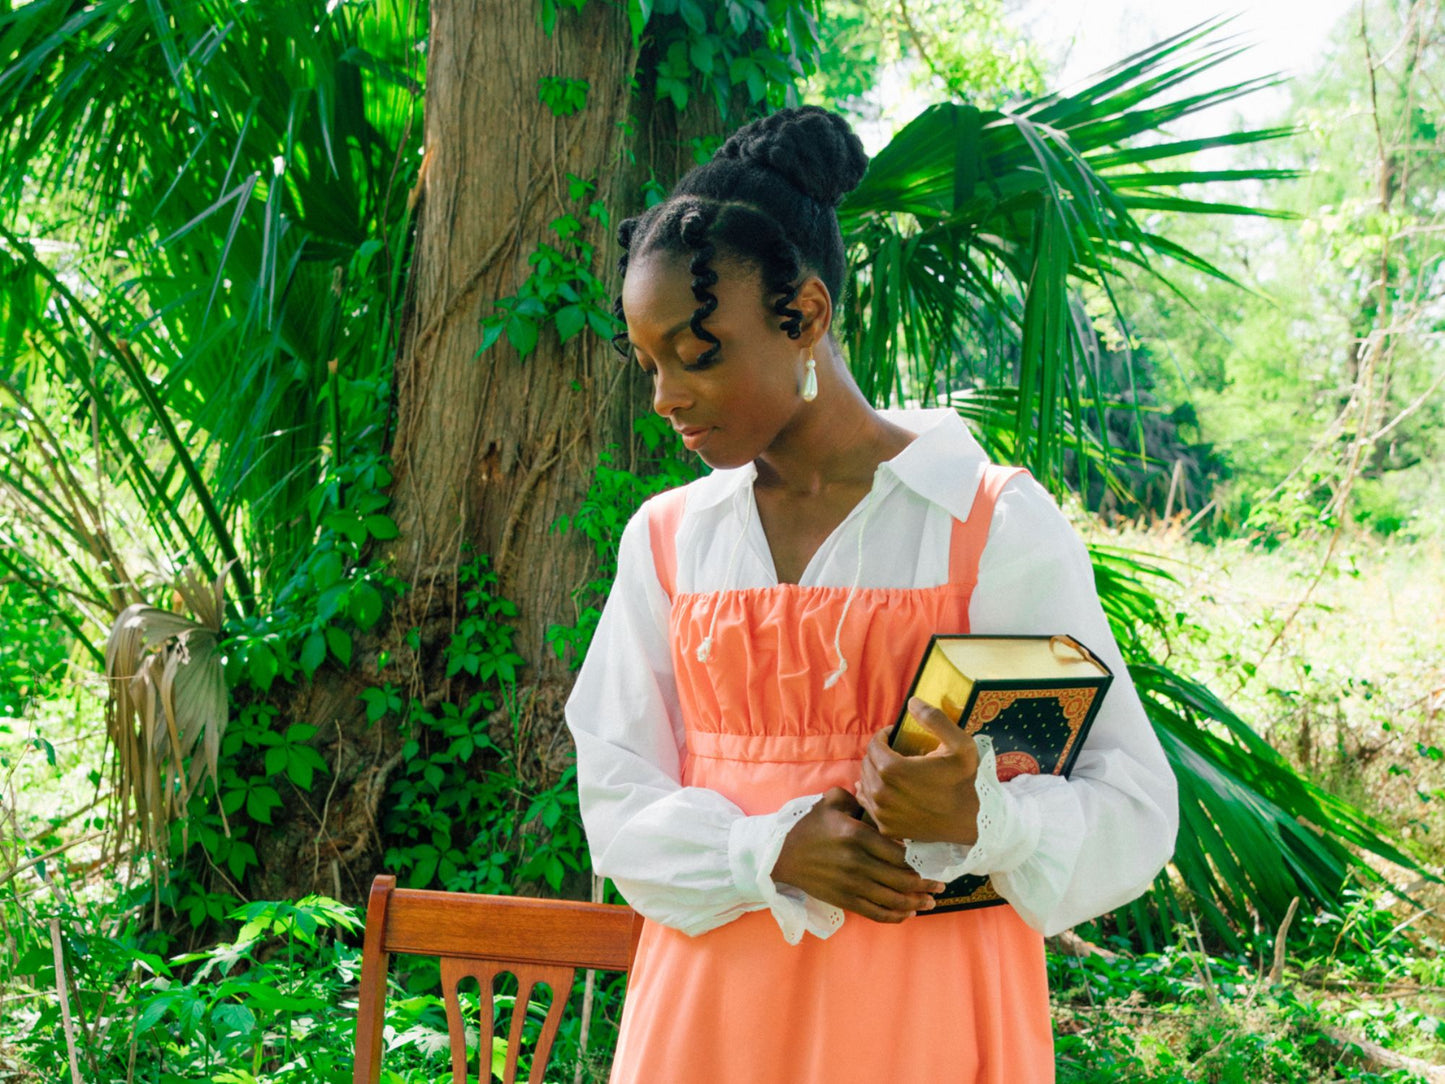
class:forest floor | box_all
[1053,520,1445,1083]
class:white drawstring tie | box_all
[822,476,882,689]
[697,488,754,662]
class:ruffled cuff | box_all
[728,794,844,945]
[991,776,1086,935]
[903,734,1042,882]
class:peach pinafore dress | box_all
[611,466,1054,1083]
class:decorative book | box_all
[886,633,1112,915]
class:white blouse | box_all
[565,408,1178,941]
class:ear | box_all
[792,274,833,349]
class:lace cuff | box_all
[904,734,1042,882]
[728,794,844,945]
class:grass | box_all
[1089,519,1445,874]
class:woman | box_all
[565,105,1177,1083]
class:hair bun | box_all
[715,106,868,208]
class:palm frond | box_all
[839,19,1427,937]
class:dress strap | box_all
[647,488,688,601]
[948,465,1028,587]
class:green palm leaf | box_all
[838,18,1425,936]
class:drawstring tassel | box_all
[696,636,714,662]
[820,474,883,691]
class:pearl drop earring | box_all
[801,351,818,402]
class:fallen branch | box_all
[1316,1024,1445,1084]
[0,832,106,888]
[1268,896,1300,986]
[49,916,84,1084]
[1048,929,1119,963]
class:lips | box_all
[675,425,712,451]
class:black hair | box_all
[611,106,869,362]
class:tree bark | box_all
[249,1,717,902]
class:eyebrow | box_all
[627,316,695,350]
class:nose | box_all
[651,366,691,417]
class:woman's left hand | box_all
[857,696,980,844]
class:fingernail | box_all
[921,897,936,910]
[908,696,926,714]
[929,882,946,893]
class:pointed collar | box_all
[680,408,991,521]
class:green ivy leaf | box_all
[310,550,343,590]
[409,849,439,888]
[247,644,278,692]
[351,582,384,629]
[746,66,766,103]
[689,36,715,72]
[477,319,506,356]
[361,687,388,722]
[300,631,326,677]
[287,758,315,790]
[364,513,399,540]
[678,0,706,33]
[322,510,367,546]
[325,626,353,667]
[554,304,586,342]
[247,786,281,824]
[506,314,539,357]
[587,310,616,339]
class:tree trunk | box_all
[249,1,715,902]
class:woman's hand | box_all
[857,697,980,845]
[770,787,945,923]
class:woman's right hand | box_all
[770,788,945,923]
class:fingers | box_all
[819,785,863,816]
[773,793,945,922]
[906,697,967,751]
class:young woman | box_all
[565,105,1177,1082]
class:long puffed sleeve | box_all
[962,475,1179,935]
[566,505,842,942]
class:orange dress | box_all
[608,466,1055,1083]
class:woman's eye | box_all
[683,350,719,372]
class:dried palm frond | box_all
[103,562,231,897]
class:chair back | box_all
[352,874,641,1084]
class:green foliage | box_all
[837,17,1296,494]
[548,414,703,666]
[642,0,823,116]
[806,0,1044,113]
[1133,4,1445,543]
[380,552,585,896]
[0,572,71,716]
[538,75,590,117]
[0,0,421,616]
[479,182,619,360]
[1055,891,1445,1082]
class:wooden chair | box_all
[352,874,641,1084]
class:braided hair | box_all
[611,106,869,362]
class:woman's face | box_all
[621,251,817,470]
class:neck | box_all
[753,341,912,495]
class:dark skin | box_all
[622,251,983,922]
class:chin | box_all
[696,446,753,471]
